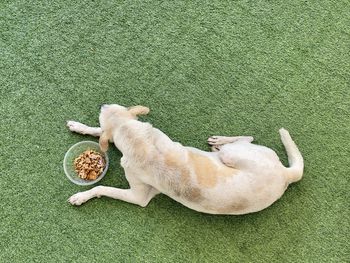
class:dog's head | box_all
[98,104,150,152]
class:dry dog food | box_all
[74,149,105,180]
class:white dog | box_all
[67,104,303,215]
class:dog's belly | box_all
[153,168,288,215]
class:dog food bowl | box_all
[63,141,109,186]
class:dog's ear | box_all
[99,132,109,152]
[128,105,150,117]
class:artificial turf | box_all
[1,0,349,262]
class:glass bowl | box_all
[63,141,109,186]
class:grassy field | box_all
[1,0,349,262]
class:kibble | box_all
[74,149,105,180]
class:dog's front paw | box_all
[68,192,89,206]
[67,121,87,134]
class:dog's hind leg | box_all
[208,136,254,151]
[67,121,102,137]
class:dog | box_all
[67,104,303,215]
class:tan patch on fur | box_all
[188,152,237,188]
[128,105,150,117]
[218,198,250,214]
[162,150,237,201]
[119,125,150,161]
[164,152,184,168]
[189,153,218,187]
[164,151,191,185]
[99,132,110,152]
[183,186,202,202]
[133,137,148,157]
[163,152,203,202]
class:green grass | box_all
[1,0,349,262]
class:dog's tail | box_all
[279,128,304,184]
